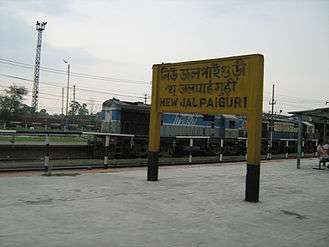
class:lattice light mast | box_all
[31,21,47,112]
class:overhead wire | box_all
[0,83,107,105]
[1,58,325,103]
[264,90,324,104]
[1,74,324,107]
[3,58,327,105]
[0,58,149,85]
[0,73,145,99]
[1,60,326,114]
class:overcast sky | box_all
[0,0,328,114]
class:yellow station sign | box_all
[156,54,263,116]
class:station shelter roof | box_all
[289,107,329,120]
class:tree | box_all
[19,104,33,116]
[78,103,88,116]
[0,84,28,120]
[69,101,80,116]
[38,108,48,116]
[69,101,89,116]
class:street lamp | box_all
[63,59,70,130]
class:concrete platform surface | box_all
[0,159,328,247]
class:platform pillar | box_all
[189,138,193,163]
[285,140,289,159]
[219,138,224,162]
[297,116,303,169]
[104,135,110,168]
[44,134,51,175]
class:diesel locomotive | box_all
[98,98,316,157]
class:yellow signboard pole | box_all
[147,65,161,181]
[245,57,264,202]
[245,112,262,202]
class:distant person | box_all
[323,139,329,164]
[317,139,329,167]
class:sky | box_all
[0,0,328,115]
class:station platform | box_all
[0,158,328,247]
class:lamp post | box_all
[63,59,70,130]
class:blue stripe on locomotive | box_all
[163,113,212,127]
[162,113,244,129]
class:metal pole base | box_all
[147,151,159,181]
[245,164,260,202]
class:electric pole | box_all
[61,87,64,115]
[89,99,95,114]
[64,60,70,116]
[63,60,70,130]
[73,85,76,103]
[31,21,47,112]
[269,84,276,158]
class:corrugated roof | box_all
[102,98,150,111]
[289,107,329,120]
